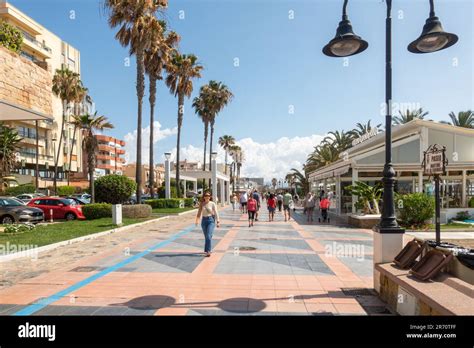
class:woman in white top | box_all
[195,191,220,257]
[304,192,316,222]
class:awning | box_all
[0,100,53,121]
[334,165,350,176]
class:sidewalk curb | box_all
[0,214,176,263]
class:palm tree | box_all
[286,168,309,195]
[205,81,233,179]
[192,87,212,189]
[145,20,180,198]
[228,144,241,192]
[165,53,203,197]
[52,67,86,193]
[67,88,88,185]
[105,0,167,203]
[71,113,114,203]
[0,123,22,191]
[305,143,340,172]
[393,108,429,125]
[349,120,382,137]
[322,130,353,153]
[443,111,474,128]
[218,135,235,175]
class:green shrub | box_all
[82,203,112,220]
[145,198,186,209]
[57,185,76,196]
[396,193,435,229]
[95,175,136,204]
[455,211,471,221]
[469,197,474,208]
[122,204,151,218]
[0,20,23,53]
[145,199,166,209]
[4,223,35,234]
[184,198,194,207]
[156,185,177,198]
[5,184,36,196]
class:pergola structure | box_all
[172,170,231,205]
[0,99,53,121]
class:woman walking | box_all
[303,192,316,222]
[267,193,276,222]
[195,191,220,257]
[247,193,257,227]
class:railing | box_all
[20,30,52,54]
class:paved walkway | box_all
[0,205,391,316]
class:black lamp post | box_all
[323,0,458,234]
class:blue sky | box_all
[9,0,474,180]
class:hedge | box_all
[5,184,36,196]
[82,203,112,220]
[57,185,76,196]
[122,204,151,218]
[145,199,186,209]
[396,193,435,229]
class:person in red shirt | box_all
[267,193,277,222]
[247,194,257,227]
[319,196,331,223]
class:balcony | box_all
[20,30,52,58]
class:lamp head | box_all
[164,152,171,160]
[408,12,458,53]
[323,18,368,57]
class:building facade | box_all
[0,0,84,188]
[123,163,165,194]
[307,120,474,223]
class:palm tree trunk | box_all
[88,149,95,203]
[35,120,39,191]
[202,121,208,190]
[208,120,215,188]
[67,124,77,186]
[54,101,66,194]
[136,49,145,203]
[149,76,156,199]
[224,147,228,175]
[176,93,184,198]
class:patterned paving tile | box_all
[116,252,205,273]
[229,239,312,251]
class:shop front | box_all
[308,120,474,223]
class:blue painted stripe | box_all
[14,224,196,316]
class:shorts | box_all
[248,211,256,219]
[241,202,247,207]
[283,205,290,211]
[268,207,275,212]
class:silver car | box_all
[0,197,44,224]
[16,193,44,204]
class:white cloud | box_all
[124,121,177,164]
[169,134,325,183]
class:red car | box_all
[28,197,85,221]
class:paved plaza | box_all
[0,206,391,316]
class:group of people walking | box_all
[196,189,332,257]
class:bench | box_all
[376,262,473,315]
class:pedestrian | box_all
[277,192,283,212]
[240,191,248,213]
[247,193,257,227]
[319,195,331,222]
[283,190,293,222]
[267,193,276,222]
[319,189,325,202]
[231,193,237,211]
[195,191,220,257]
[252,190,261,221]
[303,192,316,222]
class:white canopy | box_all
[0,100,53,121]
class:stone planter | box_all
[348,214,381,229]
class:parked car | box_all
[71,194,91,203]
[129,194,151,204]
[65,196,89,205]
[16,193,44,203]
[27,197,85,221]
[0,197,44,224]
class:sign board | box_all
[351,128,379,147]
[422,145,447,176]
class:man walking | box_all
[277,192,283,212]
[283,190,293,222]
[252,190,261,221]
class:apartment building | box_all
[95,135,126,175]
[123,163,165,193]
[0,0,84,188]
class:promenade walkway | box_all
[0,204,391,316]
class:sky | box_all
[9,0,474,183]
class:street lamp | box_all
[164,152,171,199]
[51,133,57,193]
[211,152,218,201]
[323,0,458,236]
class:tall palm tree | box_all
[52,67,86,193]
[205,81,233,179]
[145,20,180,198]
[444,111,474,128]
[286,168,309,195]
[105,0,167,203]
[0,123,22,191]
[218,135,235,175]
[393,108,429,125]
[322,130,353,153]
[67,88,88,185]
[349,120,382,137]
[71,113,114,203]
[228,144,240,192]
[192,87,212,189]
[165,53,203,197]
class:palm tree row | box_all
[105,0,234,199]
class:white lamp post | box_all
[164,152,171,199]
[211,152,217,202]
